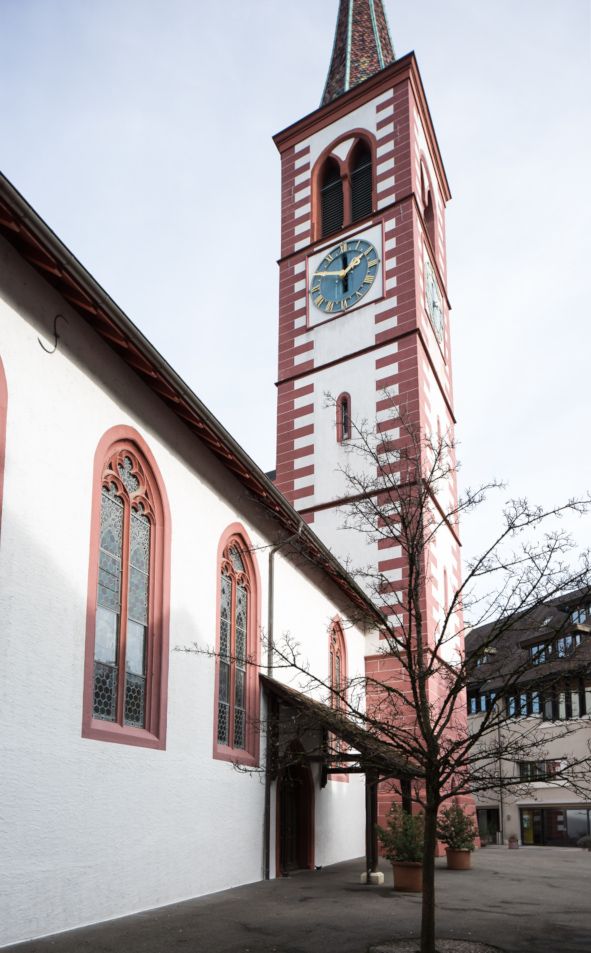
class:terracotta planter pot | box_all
[392,861,423,892]
[445,848,472,870]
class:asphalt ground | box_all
[4,847,590,953]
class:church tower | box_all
[273,0,461,687]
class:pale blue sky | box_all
[1,0,589,561]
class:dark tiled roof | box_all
[465,590,591,689]
[321,0,395,106]
[260,675,419,778]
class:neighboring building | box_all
[466,596,591,847]
[0,1,469,946]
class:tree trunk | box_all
[421,800,438,953]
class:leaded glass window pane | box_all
[118,456,139,495]
[234,664,245,749]
[218,661,230,745]
[95,605,118,665]
[229,546,245,573]
[93,660,117,721]
[220,574,231,660]
[126,620,146,676]
[124,672,145,727]
[235,585,247,663]
[234,705,245,749]
[124,510,150,728]
[95,487,123,720]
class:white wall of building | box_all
[0,238,369,946]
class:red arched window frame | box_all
[0,357,7,540]
[329,618,348,782]
[82,426,171,749]
[420,160,436,251]
[336,392,352,443]
[312,131,377,241]
[213,523,261,766]
[329,618,347,706]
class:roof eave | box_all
[0,171,385,627]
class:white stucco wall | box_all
[0,238,369,946]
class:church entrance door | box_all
[277,762,314,874]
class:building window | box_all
[420,162,436,249]
[320,158,344,238]
[519,760,560,782]
[571,605,591,625]
[315,136,375,240]
[467,690,495,715]
[350,141,373,223]
[542,681,588,721]
[328,619,348,780]
[0,356,6,539]
[83,428,170,748]
[214,525,260,765]
[336,392,352,442]
[329,619,347,705]
[530,632,583,665]
[507,690,542,719]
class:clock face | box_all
[309,238,380,315]
[424,256,444,343]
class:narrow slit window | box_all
[337,393,352,443]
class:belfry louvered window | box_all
[218,539,251,750]
[350,142,373,223]
[320,158,344,238]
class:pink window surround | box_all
[336,392,352,443]
[329,617,348,783]
[419,158,436,251]
[213,522,261,767]
[82,426,171,749]
[311,131,378,241]
[0,357,6,539]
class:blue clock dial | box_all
[309,238,380,315]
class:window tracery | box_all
[83,429,170,749]
[215,529,259,764]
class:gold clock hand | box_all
[314,269,346,278]
[343,255,363,276]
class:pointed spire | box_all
[321,0,396,107]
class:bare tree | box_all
[178,400,591,953]
[267,399,591,953]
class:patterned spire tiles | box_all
[321,0,396,106]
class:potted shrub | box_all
[377,804,424,892]
[436,801,476,870]
[508,834,519,849]
[577,834,591,851]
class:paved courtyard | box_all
[5,847,590,953]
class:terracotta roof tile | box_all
[321,0,395,106]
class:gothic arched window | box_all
[320,158,344,238]
[350,141,373,223]
[420,162,436,249]
[214,527,260,765]
[0,357,6,540]
[83,429,170,748]
[329,619,347,707]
